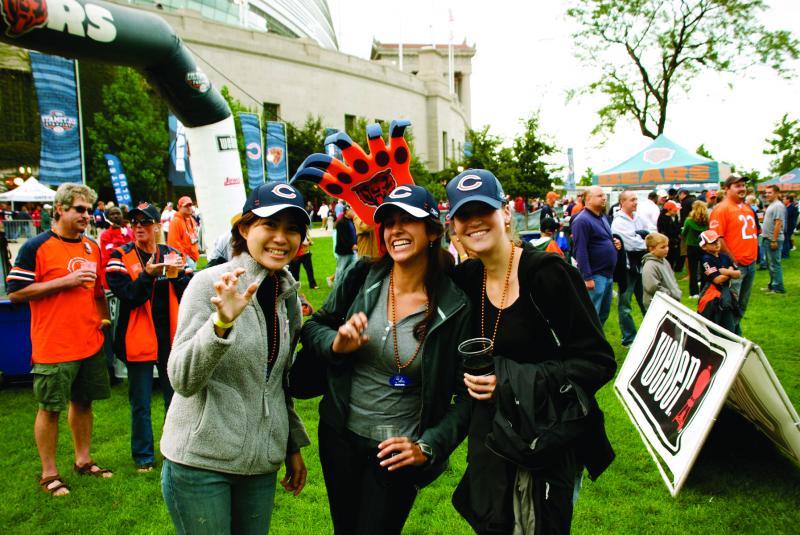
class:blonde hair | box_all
[645,232,668,250]
[53,183,98,221]
[689,200,709,225]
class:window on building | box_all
[451,138,455,164]
[0,70,37,143]
[345,114,356,133]
[263,102,280,122]
[454,72,463,102]
[442,131,448,168]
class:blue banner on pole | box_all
[103,154,133,208]
[29,52,83,186]
[168,114,194,186]
[463,141,473,158]
[239,113,265,189]
[266,121,288,183]
[566,147,576,190]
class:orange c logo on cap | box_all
[457,175,482,192]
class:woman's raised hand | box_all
[210,268,259,324]
[331,312,369,354]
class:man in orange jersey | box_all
[7,183,113,497]
[166,196,199,269]
[708,175,759,334]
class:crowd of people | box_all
[6,168,621,534]
[568,178,798,345]
[3,169,797,534]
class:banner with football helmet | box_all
[1,0,245,244]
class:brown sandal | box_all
[74,461,113,478]
[39,474,70,496]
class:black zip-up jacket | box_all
[301,259,472,487]
[451,245,616,534]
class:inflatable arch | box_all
[1,0,246,243]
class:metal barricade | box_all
[3,220,40,241]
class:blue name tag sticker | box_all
[389,374,410,388]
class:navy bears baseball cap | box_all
[373,185,439,223]
[446,169,506,217]
[241,182,311,224]
[128,202,160,222]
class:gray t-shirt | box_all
[762,200,786,239]
[347,276,426,441]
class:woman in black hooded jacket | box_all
[446,169,617,534]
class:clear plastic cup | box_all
[81,261,97,289]
[164,252,181,278]
[458,337,495,376]
[374,424,401,458]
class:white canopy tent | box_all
[0,177,56,204]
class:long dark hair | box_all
[375,214,454,340]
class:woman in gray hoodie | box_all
[161,183,311,534]
[641,232,682,310]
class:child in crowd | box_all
[531,217,565,256]
[641,232,682,311]
[697,230,741,332]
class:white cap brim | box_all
[374,201,431,222]
[250,204,311,224]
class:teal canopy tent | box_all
[757,168,800,191]
[595,135,731,189]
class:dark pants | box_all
[288,252,318,288]
[128,360,173,466]
[686,245,702,296]
[318,422,419,535]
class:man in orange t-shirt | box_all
[7,183,113,496]
[708,174,758,334]
[167,196,199,268]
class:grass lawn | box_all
[2,236,799,534]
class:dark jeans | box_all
[161,460,277,535]
[686,245,702,296]
[782,232,793,258]
[289,252,318,288]
[318,422,419,535]
[128,360,173,466]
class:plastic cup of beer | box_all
[458,337,495,376]
[374,424,401,458]
[81,261,97,289]
[164,252,181,278]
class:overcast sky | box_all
[330,0,800,180]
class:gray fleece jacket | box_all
[161,252,310,475]
[641,252,682,310]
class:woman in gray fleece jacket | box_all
[161,183,311,534]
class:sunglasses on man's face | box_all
[68,205,91,214]
[131,219,155,227]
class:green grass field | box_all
[2,236,799,534]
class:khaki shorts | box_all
[32,350,110,412]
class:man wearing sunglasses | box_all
[7,183,113,497]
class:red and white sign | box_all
[615,292,800,496]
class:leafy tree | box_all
[508,114,560,198]
[579,167,595,187]
[86,67,168,204]
[462,125,505,171]
[764,114,800,175]
[286,115,328,204]
[695,144,714,159]
[567,0,800,138]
